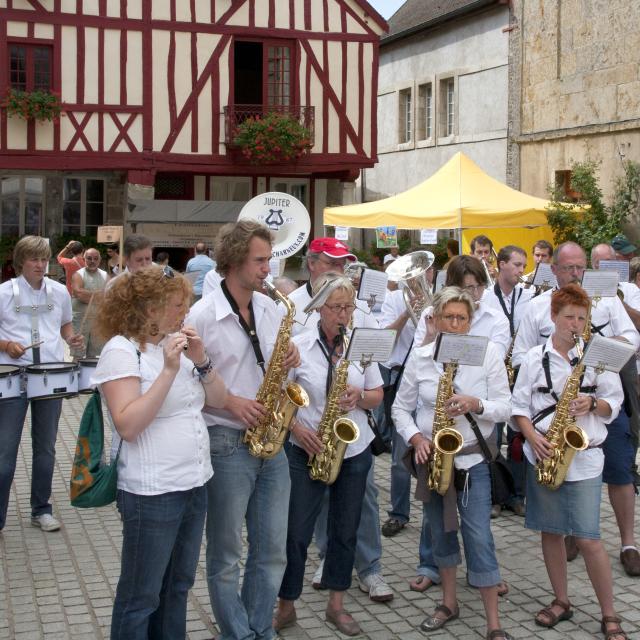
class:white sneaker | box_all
[31,514,61,532]
[311,559,325,590]
[358,573,393,602]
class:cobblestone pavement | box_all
[1,395,640,639]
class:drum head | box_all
[0,364,21,377]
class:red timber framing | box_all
[0,0,387,176]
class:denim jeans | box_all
[111,486,207,640]
[280,445,371,598]
[314,455,382,578]
[416,503,441,584]
[0,395,62,530]
[424,462,502,587]
[206,426,290,640]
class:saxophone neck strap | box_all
[537,347,593,399]
[317,324,343,396]
[493,283,520,337]
[221,279,265,374]
[463,413,497,462]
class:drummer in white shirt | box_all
[0,236,83,533]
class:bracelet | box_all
[589,396,598,413]
[193,356,209,369]
[194,358,213,378]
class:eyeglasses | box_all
[324,303,356,313]
[440,314,469,324]
[318,257,347,269]
[556,264,586,273]
[462,284,486,293]
[162,265,175,279]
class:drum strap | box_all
[11,278,55,365]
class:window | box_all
[0,176,44,238]
[439,77,455,137]
[210,177,252,201]
[9,44,52,92]
[399,88,412,144]
[63,178,105,236]
[417,83,433,141]
[271,180,309,209]
[267,46,290,106]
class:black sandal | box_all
[601,616,628,639]
[535,599,573,628]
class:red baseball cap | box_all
[309,237,356,261]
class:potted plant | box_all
[1,88,63,122]
[232,111,313,164]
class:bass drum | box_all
[78,358,99,394]
[0,364,23,401]
[25,362,79,400]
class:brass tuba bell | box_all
[386,250,435,327]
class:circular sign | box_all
[238,191,311,259]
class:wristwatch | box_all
[476,399,484,415]
[359,389,366,401]
[589,396,598,413]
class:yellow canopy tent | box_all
[324,151,551,229]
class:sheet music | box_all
[581,269,619,298]
[532,262,557,288]
[433,333,488,366]
[358,269,388,306]
[599,260,630,283]
[345,328,397,365]
[582,335,635,373]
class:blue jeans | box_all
[424,462,502,587]
[280,445,371,599]
[0,395,62,530]
[111,486,207,640]
[314,456,382,578]
[416,503,441,583]
[206,426,290,640]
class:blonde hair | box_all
[13,236,51,274]
[95,266,192,349]
[432,286,475,322]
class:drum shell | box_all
[25,362,79,400]
[0,365,23,401]
[78,358,99,393]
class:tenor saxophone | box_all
[244,281,309,459]
[428,362,464,496]
[535,333,589,489]
[309,327,360,485]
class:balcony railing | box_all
[224,104,315,149]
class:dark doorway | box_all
[234,41,262,105]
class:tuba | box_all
[428,362,464,495]
[386,251,435,327]
[309,326,360,485]
[244,281,310,458]
[535,333,589,489]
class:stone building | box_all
[362,0,511,203]
[0,0,386,270]
[507,0,640,231]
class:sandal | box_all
[409,575,435,592]
[325,608,361,636]
[601,615,628,640]
[420,604,459,632]
[535,599,573,628]
[487,630,514,640]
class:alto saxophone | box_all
[428,362,464,495]
[244,281,309,459]
[309,327,360,485]
[535,333,589,489]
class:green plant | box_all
[546,159,633,256]
[1,88,63,122]
[232,112,313,164]
[0,235,19,267]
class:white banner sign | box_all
[335,226,350,241]
[420,228,438,244]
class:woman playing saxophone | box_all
[392,287,512,639]
[274,274,383,637]
[511,284,627,639]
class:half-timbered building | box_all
[0,0,386,269]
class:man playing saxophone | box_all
[186,220,300,640]
[274,274,383,637]
[392,287,512,639]
[511,284,627,640]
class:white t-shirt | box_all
[92,335,213,495]
[0,275,72,365]
[511,337,623,481]
[379,289,415,368]
[392,340,511,470]
[289,327,383,458]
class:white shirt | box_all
[92,335,213,494]
[511,337,623,481]
[289,327,383,458]
[379,289,415,368]
[619,282,640,312]
[288,283,379,336]
[413,300,511,358]
[392,340,511,470]
[186,284,280,430]
[512,289,640,367]
[0,275,72,365]
[202,269,223,297]
[482,283,534,334]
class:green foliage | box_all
[546,159,636,256]
[0,235,19,266]
[1,89,63,122]
[233,112,313,164]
